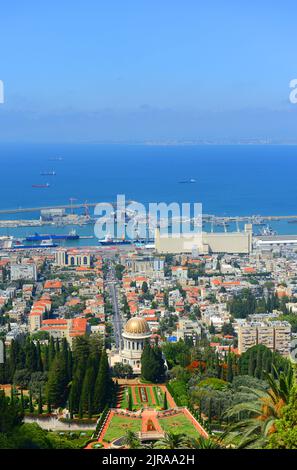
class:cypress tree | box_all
[46,353,68,408]
[141,341,164,383]
[78,398,83,419]
[248,350,256,376]
[9,340,17,380]
[141,341,152,381]
[61,338,69,381]
[264,350,272,374]
[20,389,24,413]
[38,387,43,414]
[67,348,72,381]
[208,398,212,425]
[93,349,110,412]
[47,401,52,414]
[29,389,34,413]
[69,371,82,413]
[49,337,56,367]
[227,353,233,383]
[25,338,37,372]
[215,353,221,379]
[43,344,49,371]
[87,394,92,419]
[81,357,97,414]
[36,341,43,372]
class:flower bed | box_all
[139,386,148,403]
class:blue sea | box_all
[0,143,297,245]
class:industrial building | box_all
[155,224,253,255]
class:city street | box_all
[107,264,123,349]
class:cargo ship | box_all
[32,183,50,188]
[12,239,58,249]
[26,230,79,242]
[98,234,132,246]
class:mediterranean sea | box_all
[0,143,296,244]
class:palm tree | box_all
[154,432,189,449]
[123,430,141,449]
[185,435,222,449]
[222,366,294,449]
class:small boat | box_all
[40,170,56,176]
[178,178,196,184]
[32,183,50,188]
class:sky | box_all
[1,1,297,142]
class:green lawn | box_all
[159,413,201,439]
[103,415,142,442]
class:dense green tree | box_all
[13,369,31,389]
[142,281,148,293]
[80,356,97,415]
[25,338,37,372]
[112,362,133,379]
[0,389,23,433]
[222,322,235,336]
[228,289,257,318]
[141,341,165,383]
[46,353,68,408]
[93,349,110,412]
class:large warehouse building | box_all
[155,224,253,254]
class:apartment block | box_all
[238,321,291,356]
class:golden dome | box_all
[124,317,150,335]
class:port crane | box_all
[69,197,77,214]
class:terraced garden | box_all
[119,385,165,410]
[102,414,142,443]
